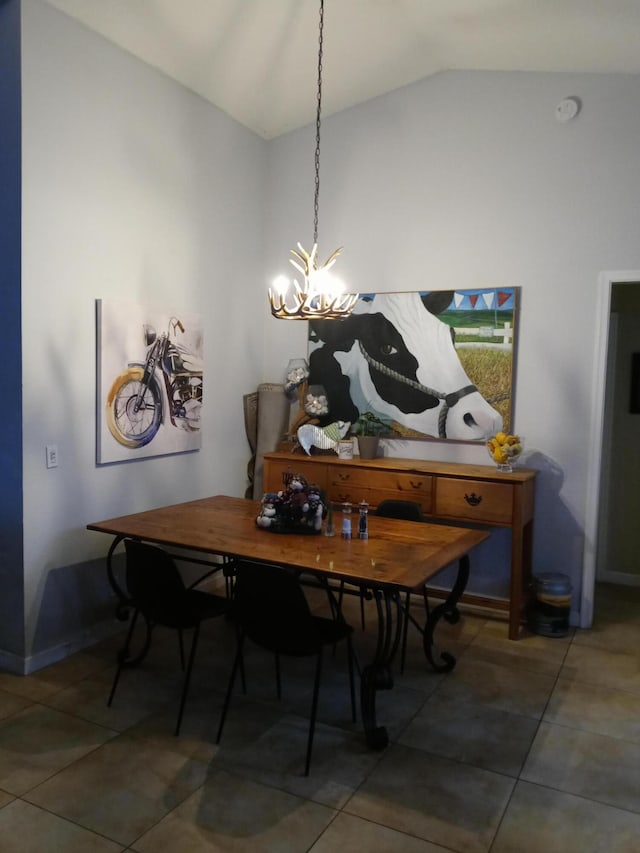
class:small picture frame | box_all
[630,352,640,414]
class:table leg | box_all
[422,554,470,673]
[360,587,403,750]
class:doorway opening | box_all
[583,272,640,627]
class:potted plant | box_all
[351,412,395,459]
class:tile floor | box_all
[0,581,639,851]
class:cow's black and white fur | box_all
[308,291,502,440]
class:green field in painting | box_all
[440,309,513,330]
[458,348,512,432]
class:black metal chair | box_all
[216,560,357,776]
[108,539,229,735]
[375,499,423,523]
[375,500,424,674]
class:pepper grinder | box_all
[341,502,352,539]
[358,500,369,539]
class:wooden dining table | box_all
[87,494,489,749]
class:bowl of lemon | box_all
[486,432,523,473]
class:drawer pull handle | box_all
[409,480,423,489]
[464,492,483,507]
[338,473,351,481]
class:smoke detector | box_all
[555,97,581,123]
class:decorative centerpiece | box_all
[486,432,524,473]
[256,473,326,534]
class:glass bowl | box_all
[486,433,524,473]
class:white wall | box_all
[264,70,640,617]
[20,0,267,664]
[17,1,640,664]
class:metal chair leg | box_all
[107,609,139,707]
[305,648,323,777]
[175,623,200,736]
[347,635,357,723]
[399,590,411,674]
[178,629,186,671]
[275,652,282,699]
[216,632,245,745]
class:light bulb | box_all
[325,274,345,298]
[311,268,344,299]
[272,275,289,297]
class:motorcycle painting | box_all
[97,300,203,463]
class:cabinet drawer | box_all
[263,461,328,495]
[328,468,432,513]
[435,478,513,524]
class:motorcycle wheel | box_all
[106,366,162,448]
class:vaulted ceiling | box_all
[42,0,640,139]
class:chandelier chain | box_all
[268,0,358,320]
[313,0,324,246]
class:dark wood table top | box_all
[87,494,489,592]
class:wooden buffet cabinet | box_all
[262,451,537,640]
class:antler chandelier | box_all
[269,0,358,320]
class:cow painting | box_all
[308,290,504,441]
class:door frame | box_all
[583,271,640,626]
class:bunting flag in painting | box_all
[453,289,516,310]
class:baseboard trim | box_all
[0,649,28,676]
[1,619,125,676]
[596,571,640,587]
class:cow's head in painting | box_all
[308,291,503,440]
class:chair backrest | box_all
[232,561,323,656]
[125,539,188,627]
[375,500,423,522]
